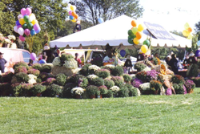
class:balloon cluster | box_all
[14,8,41,41]
[182,23,192,39]
[127,20,144,45]
[68,4,78,23]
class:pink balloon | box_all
[26,8,32,15]
[69,11,72,15]
[17,25,22,29]
[24,29,30,36]
[33,24,40,31]
[19,35,25,41]
[30,53,37,61]
[21,8,26,16]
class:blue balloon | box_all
[120,50,126,57]
[30,29,36,36]
[35,29,41,34]
[98,18,104,24]
[195,49,200,57]
[16,20,20,26]
[197,40,200,46]
[69,15,74,20]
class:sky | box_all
[139,0,200,33]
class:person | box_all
[165,55,171,67]
[188,53,197,64]
[103,44,117,66]
[73,20,81,33]
[38,55,47,64]
[124,55,133,74]
[28,59,33,66]
[0,52,7,74]
[169,54,178,74]
[75,53,82,67]
[183,56,189,69]
[137,53,145,62]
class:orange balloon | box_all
[74,14,78,19]
[131,20,137,27]
[136,32,142,39]
[72,11,77,17]
[187,27,192,33]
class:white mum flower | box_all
[87,74,98,79]
[64,59,78,69]
[105,64,115,69]
[142,67,151,72]
[71,87,84,95]
[88,65,101,71]
[52,57,61,66]
[139,83,150,90]
[28,74,37,84]
[110,86,120,93]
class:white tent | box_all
[50,15,191,48]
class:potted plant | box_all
[32,84,46,96]
[146,70,158,82]
[104,79,115,89]
[171,75,185,85]
[99,86,108,98]
[71,87,85,99]
[28,69,40,77]
[123,74,132,83]
[111,76,124,87]
[134,62,147,72]
[15,66,28,74]
[125,84,138,97]
[20,83,34,96]
[56,73,67,86]
[110,86,120,97]
[136,71,147,82]
[132,78,143,88]
[79,64,91,76]
[89,77,104,87]
[88,65,101,74]
[184,79,196,93]
[150,80,162,95]
[32,63,42,71]
[96,69,110,79]
[111,66,123,76]
[43,84,63,97]
[86,85,98,99]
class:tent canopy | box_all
[50,15,191,48]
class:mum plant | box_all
[32,63,42,71]
[171,75,185,85]
[71,87,85,96]
[96,69,110,79]
[111,76,124,87]
[184,79,196,93]
[31,84,46,96]
[104,79,115,89]
[40,65,52,73]
[79,64,91,76]
[150,80,162,92]
[15,66,28,74]
[146,70,158,82]
[46,78,56,85]
[123,74,132,83]
[56,73,67,86]
[86,85,98,96]
[89,77,104,87]
[99,86,108,95]
[43,84,63,97]
[111,66,123,76]
[28,69,40,77]
[132,78,143,88]
[0,72,14,82]
[134,62,147,71]
[15,72,29,83]
[125,84,138,96]
[13,62,29,70]
[136,71,147,82]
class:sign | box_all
[144,22,176,40]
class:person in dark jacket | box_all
[124,55,132,73]
[169,54,178,74]
[0,52,7,73]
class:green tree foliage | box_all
[70,0,143,25]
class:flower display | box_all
[150,80,162,91]
[71,87,85,95]
[21,83,34,90]
[28,74,37,84]
[87,74,98,79]
[171,75,185,84]
[184,79,196,92]
[134,62,147,71]
[63,59,78,69]
[110,86,120,93]
[139,83,150,91]
[52,57,61,66]
[132,78,143,88]
[96,69,110,79]
[136,71,147,82]
[28,69,40,77]
[88,65,101,71]
[146,70,158,81]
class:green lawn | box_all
[1,89,200,134]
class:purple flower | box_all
[132,78,143,88]
[184,80,196,91]
[146,70,158,81]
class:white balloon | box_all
[14,26,18,33]
[29,14,36,22]
[18,14,23,20]
[18,28,24,35]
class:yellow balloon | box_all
[138,24,144,32]
[187,34,192,39]
[70,5,74,11]
[184,23,190,29]
[141,45,148,53]
[133,38,140,45]
[31,20,38,25]
[182,30,189,37]
[71,18,76,23]
[19,18,25,25]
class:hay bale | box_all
[52,66,80,76]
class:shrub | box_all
[32,63,42,71]
[132,78,143,88]
[13,62,29,70]
[56,74,67,86]
[88,65,101,74]
[15,72,29,83]
[111,76,124,87]
[15,66,28,74]
[110,86,120,96]
[39,72,49,81]
[20,83,34,96]
[96,69,110,79]
[184,80,196,92]
[146,70,158,82]
[105,90,113,98]
[71,87,85,95]
[171,75,185,85]
[86,85,98,96]
[99,86,108,94]
[150,80,162,91]
[28,69,40,77]
[123,74,132,82]
[36,78,42,83]
[69,74,88,88]
[46,78,56,85]
[62,83,76,98]
[134,62,147,71]
[136,71,147,82]
[104,79,115,89]
[79,64,91,76]
[31,84,46,95]
[125,84,138,96]
[117,85,129,97]
[173,83,184,94]
[41,65,52,73]
[13,84,22,96]
[43,84,63,97]
[60,53,74,61]
[89,77,104,87]
[0,72,14,82]
[111,66,123,76]
[186,64,199,77]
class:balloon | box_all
[197,40,200,46]
[187,34,192,39]
[182,30,189,37]
[22,23,28,29]
[26,8,32,15]
[74,14,78,19]
[70,5,75,11]
[128,38,133,44]
[19,35,25,41]
[69,11,72,15]
[143,40,150,47]
[131,20,137,27]
[19,18,25,25]
[21,8,26,16]
[30,53,37,61]
[187,27,192,33]
[30,29,36,36]
[24,29,30,36]
[33,24,40,31]
[128,30,134,36]
[136,32,142,39]
[120,50,126,57]
[128,34,135,40]
[71,18,76,23]
[31,20,38,25]
[195,49,200,57]
[98,18,104,24]
[133,38,140,45]
[35,29,41,34]
[138,24,144,32]
[18,28,24,35]
[17,25,22,29]
[24,15,30,23]
[18,14,23,20]
[14,26,18,33]
[69,15,74,20]
[184,23,190,29]
[16,20,21,26]
[27,23,33,30]
[132,27,138,35]
[141,45,148,53]
[29,14,36,22]
[72,11,77,17]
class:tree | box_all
[70,0,143,25]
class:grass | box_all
[1,89,200,134]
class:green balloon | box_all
[128,38,133,44]
[128,34,136,39]
[24,15,30,23]
[22,23,28,29]
[128,30,134,36]
[27,23,33,30]
[143,40,150,47]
